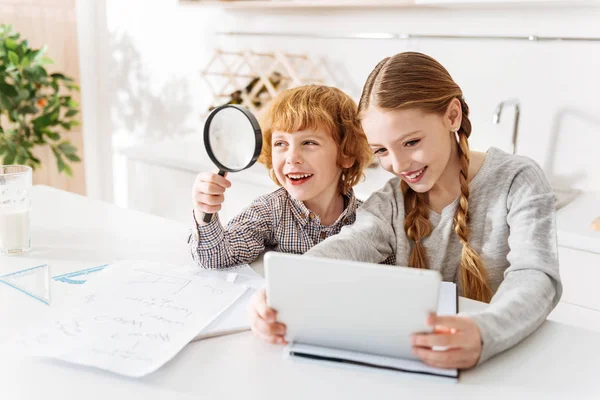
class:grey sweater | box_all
[306,147,562,364]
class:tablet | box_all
[264,252,442,360]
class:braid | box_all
[356,52,493,301]
[402,181,432,269]
[454,127,492,303]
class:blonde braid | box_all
[454,128,492,303]
[402,181,432,269]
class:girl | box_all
[189,85,375,269]
[249,52,562,369]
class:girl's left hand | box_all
[411,314,482,370]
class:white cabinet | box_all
[122,138,278,226]
[558,246,600,311]
[556,192,600,311]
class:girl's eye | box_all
[373,148,387,155]
[273,141,286,147]
[405,139,420,147]
[304,141,318,146]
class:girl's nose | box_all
[391,154,411,175]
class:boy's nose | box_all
[286,151,304,164]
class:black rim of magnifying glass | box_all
[203,104,263,173]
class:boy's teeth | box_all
[288,173,313,179]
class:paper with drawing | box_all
[10,261,247,377]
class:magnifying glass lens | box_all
[202,105,262,223]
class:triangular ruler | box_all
[52,264,108,285]
[0,264,50,305]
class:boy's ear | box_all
[340,155,355,169]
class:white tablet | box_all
[264,252,442,360]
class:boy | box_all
[189,85,373,269]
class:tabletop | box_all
[1,186,599,399]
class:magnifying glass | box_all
[203,104,263,223]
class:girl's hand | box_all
[248,288,288,345]
[411,314,483,369]
[192,171,231,225]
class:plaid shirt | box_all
[189,188,362,269]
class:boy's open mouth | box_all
[286,173,314,185]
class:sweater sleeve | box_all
[306,180,398,263]
[189,197,275,269]
[466,161,562,364]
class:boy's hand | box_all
[249,288,288,345]
[192,171,231,225]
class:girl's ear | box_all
[445,98,462,131]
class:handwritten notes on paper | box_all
[12,261,248,377]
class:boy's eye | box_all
[273,141,286,147]
[405,139,420,147]
[373,148,387,155]
[304,140,318,146]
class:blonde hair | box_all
[258,85,372,195]
[358,52,492,303]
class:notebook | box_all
[264,252,459,380]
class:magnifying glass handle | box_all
[202,170,227,223]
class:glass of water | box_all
[0,165,32,255]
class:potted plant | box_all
[0,24,81,176]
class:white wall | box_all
[100,1,600,207]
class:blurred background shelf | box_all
[180,0,595,10]
[181,1,418,9]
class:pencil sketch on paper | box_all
[12,260,248,377]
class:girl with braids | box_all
[248,52,562,370]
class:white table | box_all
[1,186,599,399]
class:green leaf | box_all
[29,154,41,165]
[32,112,54,128]
[5,37,17,50]
[30,45,47,61]
[0,81,18,97]
[20,54,31,67]
[60,122,71,130]
[50,73,66,80]
[19,105,38,114]
[8,110,19,122]
[16,151,28,165]
[56,153,65,172]
[46,131,60,140]
[54,151,73,176]
[38,57,54,66]
[65,109,78,117]
[15,88,29,103]
[24,66,47,81]
[67,99,79,108]
[50,109,59,123]
[58,142,77,155]
[0,93,13,109]
[64,153,81,162]
[3,149,16,165]
[8,50,19,66]
[63,163,73,177]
